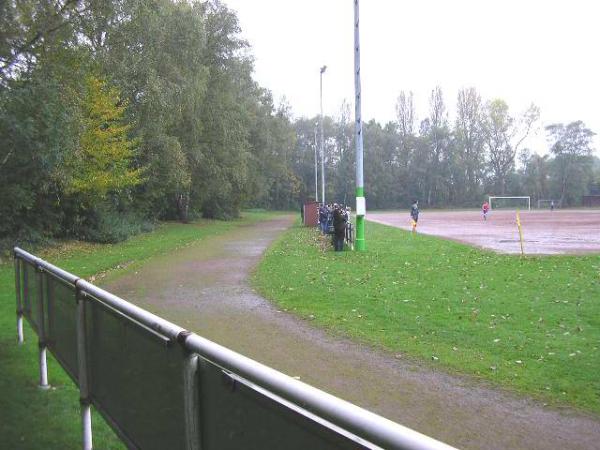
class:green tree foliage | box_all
[246,95,299,210]
[291,90,596,210]
[518,151,550,202]
[484,100,539,194]
[0,0,84,86]
[453,87,485,203]
[1,0,598,248]
[99,0,209,221]
[1,0,309,246]
[546,121,595,205]
[0,75,78,241]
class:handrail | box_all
[184,333,455,450]
[15,247,79,285]
[13,247,457,450]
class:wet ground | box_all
[369,210,600,255]
[103,215,600,450]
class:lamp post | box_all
[354,0,366,251]
[313,124,318,202]
[320,65,327,204]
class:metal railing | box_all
[13,247,456,450]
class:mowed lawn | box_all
[0,212,276,449]
[253,221,600,413]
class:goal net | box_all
[489,196,531,210]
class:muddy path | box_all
[103,215,600,450]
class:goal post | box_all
[489,196,531,210]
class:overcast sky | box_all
[224,0,599,154]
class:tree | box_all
[332,100,354,204]
[0,0,85,86]
[546,121,595,205]
[484,100,539,194]
[100,0,209,221]
[454,87,485,203]
[393,91,416,204]
[395,91,415,138]
[519,150,550,203]
[0,71,81,240]
[246,94,299,210]
[142,135,192,221]
[363,120,389,208]
[64,76,142,202]
[423,87,451,206]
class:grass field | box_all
[0,212,275,449]
[253,221,600,413]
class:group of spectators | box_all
[319,203,352,251]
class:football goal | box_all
[489,196,531,210]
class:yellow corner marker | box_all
[516,210,524,256]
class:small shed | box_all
[303,201,319,227]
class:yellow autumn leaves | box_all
[65,76,143,201]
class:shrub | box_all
[81,209,154,244]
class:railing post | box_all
[76,287,93,450]
[36,265,50,389]
[14,254,23,344]
[179,331,201,450]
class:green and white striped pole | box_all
[354,0,366,251]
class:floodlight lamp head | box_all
[320,65,327,73]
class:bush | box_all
[0,226,49,256]
[81,210,154,244]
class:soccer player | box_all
[482,200,490,220]
[410,200,419,232]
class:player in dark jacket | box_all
[410,200,419,233]
[332,204,347,251]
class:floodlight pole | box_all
[354,0,366,251]
[320,65,327,204]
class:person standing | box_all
[410,200,419,233]
[550,200,555,212]
[326,204,334,234]
[482,200,490,221]
[319,204,327,234]
[332,204,347,251]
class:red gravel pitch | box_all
[369,209,600,255]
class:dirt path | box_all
[103,216,600,450]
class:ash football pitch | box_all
[369,209,600,255]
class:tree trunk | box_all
[176,192,190,223]
[559,157,572,206]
